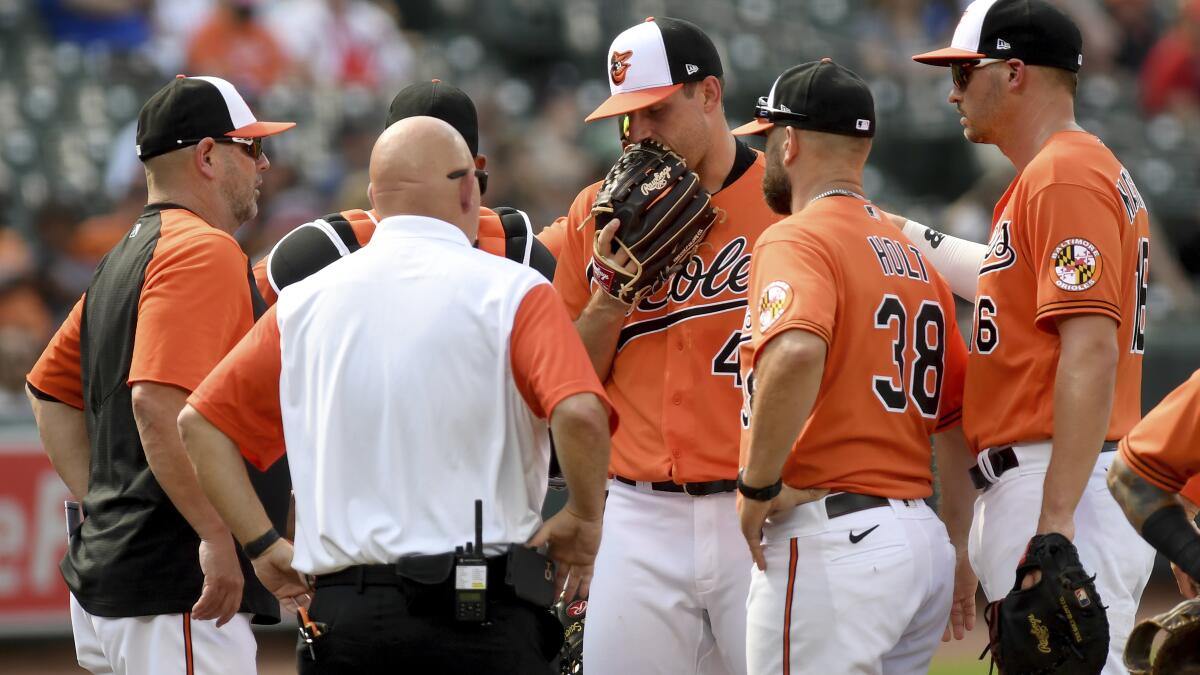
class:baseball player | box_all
[1109,369,1200,600]
[253,79,557,305]
[554,17,780,675]
[912,1,1156,670]
[733,59,967,674]
[23,76,293,674]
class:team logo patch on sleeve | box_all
[758,281,793,331]
[1050,238,1102,291]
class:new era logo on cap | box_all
[997,38,1011,50]
[585,17,722,122]
[912,0,1083,73]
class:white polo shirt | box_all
[188,214,612,575]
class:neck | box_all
[996,95,1082,172]
[696,131,738,194]
[791,174,866,214]
[146,183,237,234]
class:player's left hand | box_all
[193,536,244,627]
[251,538,311,607]
[1172,562,1200,600]
[943,547,978,641]
[528,506,602,601]
[738,485,828,571]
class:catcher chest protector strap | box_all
[495,206,556,282]
[266,212,365,295]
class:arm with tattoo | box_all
[1109,456,1200,583]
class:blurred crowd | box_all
[0,0,1198,418]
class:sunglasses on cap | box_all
[753,96,808,126]
[176,136,264,160]
[447,167,488,195]
[951,58,1006,91]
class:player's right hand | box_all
[942,547,978,641]
[251,538,311,607]
[193,536,244,627]
[1172,562,1200,600]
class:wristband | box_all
[1142,505,1200,580]
[244,528,281,560]
[737,469,783,502]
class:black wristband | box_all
[1142,505,1200,580]
[737,469,783,502]
[243,528,281,560]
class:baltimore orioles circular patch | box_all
[758,281,793,331]
[1050,238,1101,292]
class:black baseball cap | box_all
[913,0,1083,72]
[585,17,722,122]
[136,75,295,161]
[385,79,479,156]
[732,59,875,138]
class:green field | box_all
[929,658,990,675]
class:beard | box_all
[220,161,258,225]
[762,151,792,215]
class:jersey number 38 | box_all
[872,295,945,418]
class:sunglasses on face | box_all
[447,167,488,195]
[177,136,264,160]
[753,96,808,125]
[951,58,1006,91]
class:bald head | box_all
[368,116,480,239]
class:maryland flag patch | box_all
[1051,238,1101,292]
[758,281,793,332]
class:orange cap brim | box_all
[911,47,987,65]
[228,121,297,138]
[731,118,773,136]
[584,84,683,122]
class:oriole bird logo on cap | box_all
[610,50,633,85]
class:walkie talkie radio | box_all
[454,499,487,622]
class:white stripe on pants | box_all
[747,496,954,675]
[582,481,751,675]
[70,593,257,675]
[967,441,1157,675]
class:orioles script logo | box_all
[610,50,633,85]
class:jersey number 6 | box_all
[872,295,946,418]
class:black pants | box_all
[297,565,562,674]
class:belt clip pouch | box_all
[506,546,556,608]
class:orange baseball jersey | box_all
[253,206,558,305]
[965,131,1150,453]
[737,196,967,499]
[1119,370,1200,505]
[553,145,777,483]
[29,208,259,406]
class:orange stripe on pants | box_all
[782,538,798,674]
[183,612,194,675]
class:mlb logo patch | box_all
[1074,588,1091,607]
[856,119,870,131]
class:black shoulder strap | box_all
[494,206,556,281]
[266,213,362,295]
[323,213,362,253]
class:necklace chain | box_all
[808,188,867,205]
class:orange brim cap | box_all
[584,84,682,122]
[731,118,773,136]
[912,47,987,66]
[227,120,297,138]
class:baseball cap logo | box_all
[996,38,1011,50]
[610,50,633,85]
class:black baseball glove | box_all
[982,533,1109,674]
[1124,597,1200,674]
[550,598,585,674]
[589,140,720,306]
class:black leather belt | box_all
[968,440,1118,490]
[825,492,891,519]
[613,475,737,496]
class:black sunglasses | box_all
[177,136,264,160]
[950,58,1005,91]
[753,96,808,125]
[447,167,488,196]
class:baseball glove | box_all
[589,140,720,306]
[982,533,1109,674]
[1124,598,1200,674]
[550,598,586,674]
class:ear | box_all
[782,127,802,166]
[474,154,488,171]
[1006,59,1026,91]
[702,75,722,113]
[193,138,218,179]
[366,182,375,210]
[458,169,475,213]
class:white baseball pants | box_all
[70,593,257,675]
[968,441,1157,675]
[746,495,954,675]
[582,480,751,675]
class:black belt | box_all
[613,475,737,496]
[316,553,507,590]
[968,441,1118,490]
[825,492,891,519]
